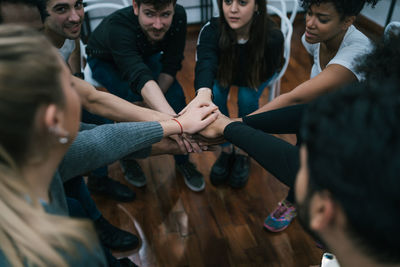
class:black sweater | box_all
[86,5,187,94]
[195,18,284,91]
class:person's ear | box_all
[342,15,356,31]
[309,191,335,232]
[133,0,139,16]
[44,104,69,144]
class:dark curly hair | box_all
[356,33,400,83]
[301,78,400,263]
[300,0,379,19]
[0,0,48,23]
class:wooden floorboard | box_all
[92,17,333,267]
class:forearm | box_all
[86,90,172,122]
[243,105,306,134]
[59,122,164,181]
[141,80,176,115]
[224,122,299,188]
[157,73,174,94]
[74,76,171,122]
[250,93,302,115]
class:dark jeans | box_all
[66,197,121,267]
[87,53,188,165]
[64,176,102,220]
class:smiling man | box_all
[86,0,206,192]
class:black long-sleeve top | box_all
[195,18,284,91]
[223,105,306,189]
[86,5,187,94]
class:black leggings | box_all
[224,104,306,202]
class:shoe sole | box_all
[183,176,205,192]
[124,175,146,188]
[263,221,290,232]
[120,164,147,188]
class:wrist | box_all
[196,88,213,100]
[171,118,183,135]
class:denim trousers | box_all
[213,79,270,147]
[66,196,123,267]
[64,176,102,221]
[85,53,188,174]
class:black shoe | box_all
[94,216,139,251]
[176,161,205,192]
[229,154,250,188]
[118,258,138,267]
[87,175,135,202]
[120,159,146,187]
[210,151,233,186]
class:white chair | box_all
[80,2,125,87]
[266,4,293,100]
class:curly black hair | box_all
[356,32,400,83]
[0,0,48,23]
[301,78,400,263]
[300,0,379,18]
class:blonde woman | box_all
[0,25,217,266]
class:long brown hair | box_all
[0,25,97,267]
[217,0,269,89]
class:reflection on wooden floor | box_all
[92,16,324,267]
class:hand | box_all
[151,137,188,155]
[192,133,226,146]
[177,102,219,134]
[169,134,189,155]
[181,133,204,153]
[179,88,215,116]
[198,112,232,139]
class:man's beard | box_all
[296,189,328,249]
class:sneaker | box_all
[176,161,205,192]
[94,216,139,251]
[118,258,138,267]
[263,200,297,232]
[87,175,136,202]
[229,154,250,188]
[210,151,234,186]
[120,159,146,187]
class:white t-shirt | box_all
[301,25,371,81]
[58,39,76,63]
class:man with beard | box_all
[85,0,207,193]
[297,75,400,266]
[44,0,188,207]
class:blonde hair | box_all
[0,25,98,267]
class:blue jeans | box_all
[213,79,270,147]
[87,53,188,166]
[64,176,102,221]
[66,197,122,267]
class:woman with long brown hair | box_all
[194,0,283,188]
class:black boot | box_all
[94,216,139,251]
[210,151,234,186]
[87,175,136,202]
[229,154,250,188]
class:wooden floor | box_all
[93,16,323,267]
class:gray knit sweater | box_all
[50,121,164,215]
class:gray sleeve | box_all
[58,121,163,182]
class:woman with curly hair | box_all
[198,0,379,233]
